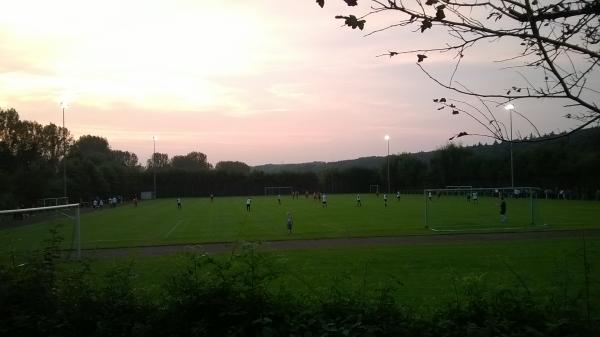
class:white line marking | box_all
[165,220,184,238]
[430,224,549,232]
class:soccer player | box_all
[472,192,478,204]
[278,194,281,205]
[428,191,432,201]
[383,193,388,207]
[246,198,251,212]
[286,212,294,234]
[177,197,182,209]
[133,196,138,207]
[356,194,362,207]
[500,197,507,223]
[396,191,401,201]
[322,193,328,208]
[210,193,214,202]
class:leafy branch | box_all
[315,0,600,142]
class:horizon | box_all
[1,1,584,166]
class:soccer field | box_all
[1,194,599,252]
[89,237,600,308]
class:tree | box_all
[112,150,139,168]
[428,143,474,186]
[147,153,170,170]
[318,0,600,141]
[70,135,110,157]
[390,154,428,189]
[170,151,212,171]
[0,109,69,207]
[214,161,251,175]
[0,108,72,161]
[66,135,143,200]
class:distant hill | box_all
[253,152,434,173]
[253,157,380,174]
[252,127,600,173]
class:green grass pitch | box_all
[0,194,599,252]
[89,237,600,310]
[2,194,599,309]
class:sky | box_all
[0,0,588,166]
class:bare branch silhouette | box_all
[316,0,600,142]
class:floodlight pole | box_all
[385,135,390,194]
[505,105,515,188]
[153,136,157,199]
[62,104,67,199]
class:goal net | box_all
[140,191,153,200]
[369,185,380,194]
[424,187,543,232]
[264,186,293,196]
[444,186,472,196]
[36,196,69,207]
[0,203,81,259]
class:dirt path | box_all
[81,229,600,258]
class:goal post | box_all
[36,197,69,207]
[0,203,81,259]
[369,184,380,194]
[264,186,293,196]
[424,187,543,232]
[444,186,472,197]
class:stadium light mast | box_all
[153,136,157,199]
[384,135,390,194]
[504,104,515,188]
[60,101,68,199]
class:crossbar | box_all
[0,203,80,215]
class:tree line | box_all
[1,108,599,209]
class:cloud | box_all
[268,83,308,99]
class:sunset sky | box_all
[0,0,585,166]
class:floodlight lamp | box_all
[384,135,390,141]
[504,104,515,110]
[59,93,74,108]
